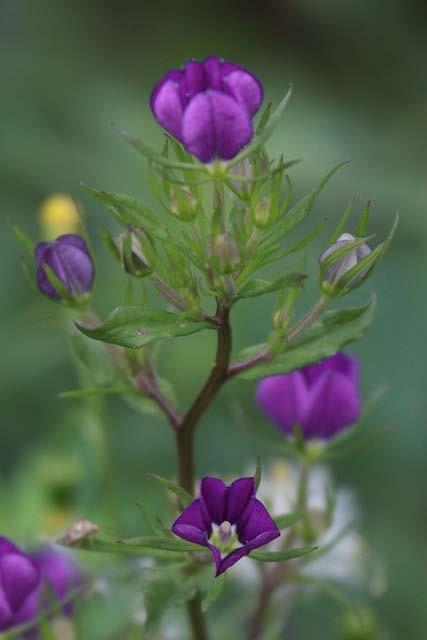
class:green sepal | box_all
[147,473,193,507]
[76,307,214,349]
[232,296,376,380]
[251,544,317,562]
[99,227,121,262]
[328,197,356,244]
[254,456,262,490]
[355,200,371,236]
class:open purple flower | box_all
[0,537,40,632]
[150,56,263,163]
[35,233,95,300]
[13,546,81,635]
[172,476,280,576]
[257,353,361,440]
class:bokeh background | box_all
[1,0,426,638]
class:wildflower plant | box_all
[11,56,397,639]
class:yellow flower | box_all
[38,194,80,239]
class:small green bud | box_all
[168,186,198,221]
[207,233,240,275]
[253,196,272,229]
[116,226,155,278]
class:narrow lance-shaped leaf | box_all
[76,307,214,349]
[274,511,304,530]
[148,473,193,507]
[233,296,376,380]
[251,544,317,562]
[261,160,350,248]
[228,86,293,168]
[235,272,307,300]
[328,197,356,244]
[202,573,226,612]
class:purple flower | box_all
[13,546,81,635]
[257,353,361,440]
[0,537,40,632]
[35,234,95,300]
[172,476,280,575]
[150,56,263,163]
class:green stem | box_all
[287,296,329,342]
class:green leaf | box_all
[228,86,293,167]
[83,185,168,241]
[59,386,130,399]
[355,200,371,236]
[144,568,206,637]
[235,272,306,300]
[11,224,35,258]
[63,536,196,558]
[251,544,317,562]
[148,473,193,507]
[261,160,350,247]
[76,307,214,349]
[274,511,304,530]
[201,573,226,612]
[114,123,204,172]
[117,535,203,552]
[234,296,376,379]
[328,197,356,243]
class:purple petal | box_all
[0,586,13,631]
[226,477,255,524]
[172,499,210,545]
[36,236,94,299]
[149,69,184,113]
[184,60,206,99]
[206,541,222,575]
[150,78,184,141]
[34,241,50,263]
[303,370,361,439]
[182,91,252,162]
[237,498,280,545]
[31,547,80,614]
[216,544,251,575]
[200,477,227,524]
[223,70,263,116]
[256,372,308,435]
[203,56,222,90]
[0,553,40,613]
[302,353,359,388]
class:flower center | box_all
[209,521,238,554]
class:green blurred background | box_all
[1,0,426,638]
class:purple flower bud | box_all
[35,234,95,300]
[0,537,40,632]
[257,353,361,440]
[172,476,280,575]
[320,233,371,287]
[13,546,81,634]
[150,57,263,163]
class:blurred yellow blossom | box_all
[38,194,80,239]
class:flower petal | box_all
[184,60,206,99]
[0,585,13,632]
[256,371,308,435]
[172,498,210,545]
[200,477,227,524]
[303,370,361,439]
[203,56,222,90]
[226,477,255,524]
[150,78,184,141]
[0,553,40,613]
[223,70,263,116]
[302,353,359,387]
[182,91,252,162]
[237,498,280,545]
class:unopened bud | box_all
[207,234,239,275]
[116,227,155,278]
[320,233,371,290]
[253,196,272,229]
[168,187,198,221]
